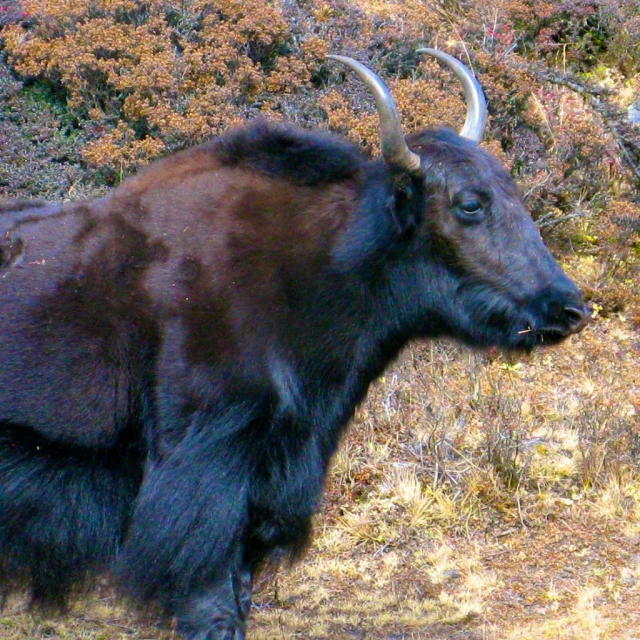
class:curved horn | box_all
[416,48,487,143]
[327,54,421,174]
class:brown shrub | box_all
[1,0,324,179]
[1,0,638,245]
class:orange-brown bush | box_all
[1,0,637,195]
[1,0,328,178]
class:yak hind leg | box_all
[0,425,142,611]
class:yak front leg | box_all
[116,403,263,639]
[177,560,253,640]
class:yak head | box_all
[329,50,589,351]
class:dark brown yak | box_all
[0,50,588,639]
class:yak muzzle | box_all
[527,288,590,343]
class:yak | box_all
[0,49,588,639]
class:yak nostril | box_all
[563,303,590,333]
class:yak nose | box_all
[530,288,590,338]
[563,301,590,334]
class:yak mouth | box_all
[460,323,579,354]
[509,324,576,351]
[447,283,589,352]
[497,305,589,351]
[417,277,589,353]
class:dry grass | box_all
[245,308,640,640]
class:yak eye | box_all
[461,200,482,214]
[454,196,486,223]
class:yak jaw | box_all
[403,245,590,352]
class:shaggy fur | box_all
[0,120,587,638]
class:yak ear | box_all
[333,172,424,268]
[386,173,425,239]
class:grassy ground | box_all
[1,0,640,637]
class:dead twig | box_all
[536,210,587,230]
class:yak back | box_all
[0,121,386,448]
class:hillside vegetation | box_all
[1,0,639,638]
